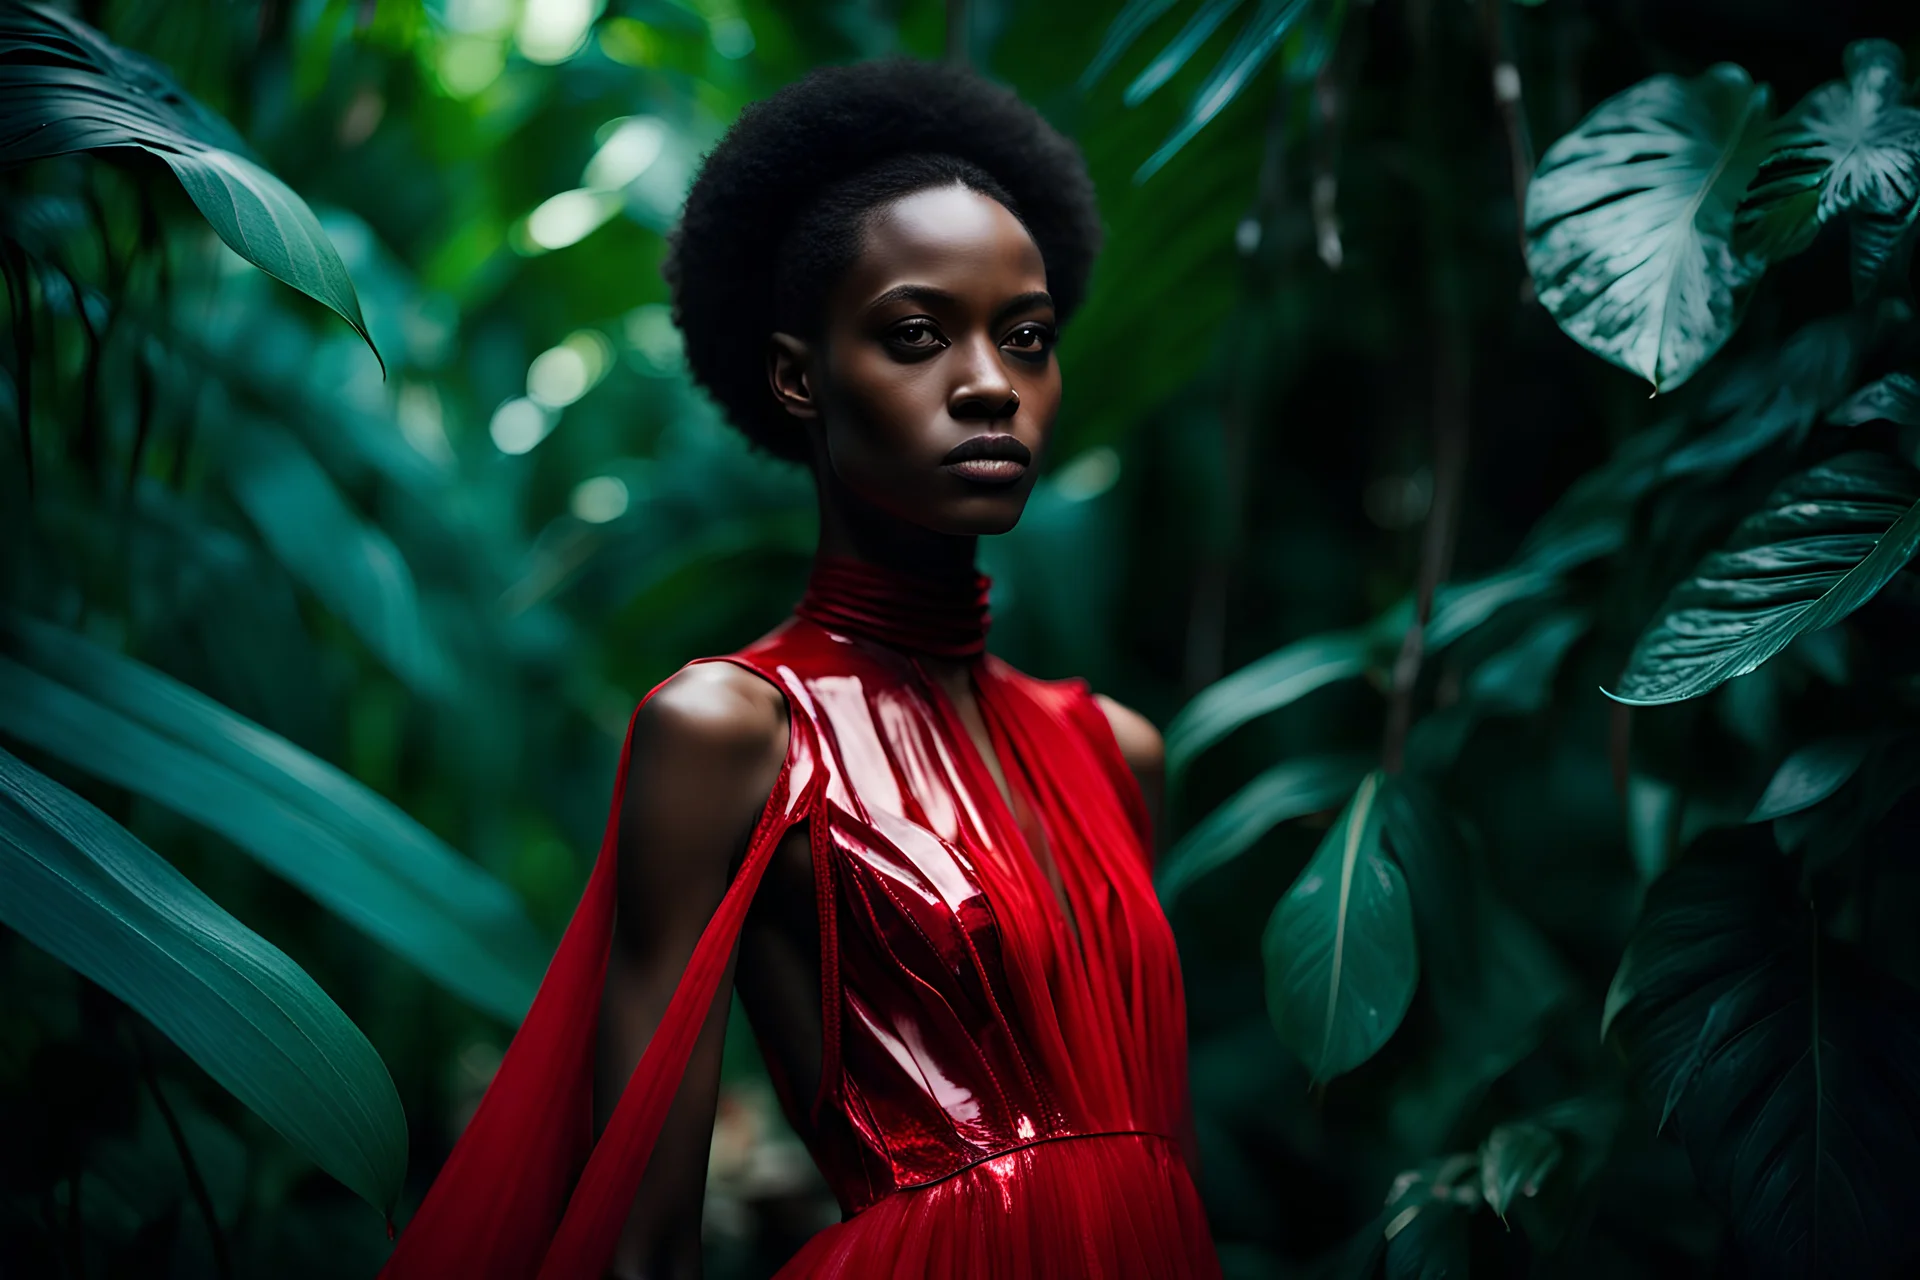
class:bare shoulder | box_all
[636,662,789,763]
[1093,693,1164,778]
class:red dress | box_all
[381,559,1220,1279]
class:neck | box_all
[813,467,979,583]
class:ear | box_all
[767,332,819,420]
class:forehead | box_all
[838,185,1047,304]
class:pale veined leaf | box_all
[1827,371,1920,427]
[222,425,452,698]
[0,613,545,1022]
[0,3,379,366]
[1735,39,1920,262]
[1262,771,1419,1082]
[0,745,406,1215]
[1157,753,1369,905]
[1526,64,1774,392]
[1164,630,1370,778]
[1610,452,1920,705]
[1603,835,1920,1278]
[1135,0,1313,181]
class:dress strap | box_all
[379,656,820,1280]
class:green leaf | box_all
[1158,753,1369,905]
[1611,452,1920,705]
[1748,736,1877,821]
[222,426,451,697]
[1122,0,1247,107]
[1135,0,1312,181]
[1525,64,1774,392]
[1659,312,1865,481]
[0,745,406,1214]
[0,613,545,1022]
[1262,772,1419,1082]
[0,4,379,366]
[1735,40,1920,262]
[1165,630,1369,776]
[1828,371,1920,427]
[1478,1121,1562,1221]
[1079,0,1183,90]
[1603,835,1920,1278]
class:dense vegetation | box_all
[3,1,1918,1277]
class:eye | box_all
[1002,322,1055,355]
[888,319,947,352]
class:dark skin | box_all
[595,185,1165,1279]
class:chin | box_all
[921,496,1029,537]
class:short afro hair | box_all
[664,58,1102,461]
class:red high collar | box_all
[795,556,992,660]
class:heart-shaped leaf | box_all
[0,745,406,1215]
[0,613,545,1022]
[1736,39,1920,262]
[1611,452,1920,705]
[1157,752,1369,905]
[1263,771,1419,1082]
[1604,834,1920,1279]
[0,3,379,367]
[1526,64,1774,392]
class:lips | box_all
[940,434,1032,485]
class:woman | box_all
[382,59,1220,1280]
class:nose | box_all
[947,335,1019,422]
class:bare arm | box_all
[595,664,789,1280]
[1095,693,1165,860]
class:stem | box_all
[1478,0,1535,278]
[133,1026,234,1280]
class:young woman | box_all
[382,59,1221,1280]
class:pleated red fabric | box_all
[380,558,1219,1279]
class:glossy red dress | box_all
[381,559,1220,1279]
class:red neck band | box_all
[795,556,992,660]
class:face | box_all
[768,184,1060,536]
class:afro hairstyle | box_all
[664,58,1102,461]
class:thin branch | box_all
[1479,0,1535,279]
[132,1026,234,1280]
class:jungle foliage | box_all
[2,1,1918,1278]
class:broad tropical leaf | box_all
[1603,836,1920,1279]
[1735,40,1920,262]
[1611,452,1920,705]
[1828,371,1920,426]
[223,425,451,698]
[0,3,379,365]
[1157,752,1369,904]
[0,613,545,1022]
[1748,736,1877,821]
[1262,772,1419,1082]
[0,745,406,1214]
[1525,64,1774,392]
[1164,630,1368,776]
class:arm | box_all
[1094,693,1165,861]
[595,663,789,1280]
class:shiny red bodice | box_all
[731,616,1192,1216]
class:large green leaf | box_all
[1157,752,1369,905]
[1735,40,1920,262]
[1603,836,1920,1278]
[1827,371,1920,427]
[0,745,406,1215]
[1262,771,1419,1082]
[1164,630,1369,776]
[0,3,379,366]
[1135,0,1313,180]
[1525,64,1774,392]
[1611,452,1920,705]
[1747,736,1877,822]
[0,613,545,1022]
[222,425,451,698]
[1478,1121,1561,1223]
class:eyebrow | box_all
[865,284,1056,325]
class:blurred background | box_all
[5,1,1920,1277]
